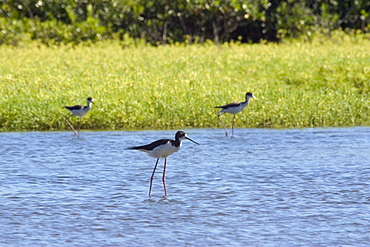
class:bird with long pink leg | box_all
[64,97,94,137]
[128,131,199,197]
[215,92,257,137]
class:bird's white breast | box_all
[71,107,89,117]
[220,103,248,114]
[148,142,182,158]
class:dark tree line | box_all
[0,0,369,45]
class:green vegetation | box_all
[0,33,369,131]
[1,0,369,45]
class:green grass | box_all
[0,34,369,131]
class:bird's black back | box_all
[128,139,172,151]
[215,102,241,109]
[65,105,84,110]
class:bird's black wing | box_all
[215,102,241,109]
[65,105,84,110]
[128,139,171,151]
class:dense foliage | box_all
[0,0,369,45]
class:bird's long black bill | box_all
[186,137,200,145]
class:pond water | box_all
[0,127,370,246]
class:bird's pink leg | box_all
[218,114,228,136]
[231,114,236,137]
[77,119,81,138]
[149,158,160,197]
[66,119,78,136]
[162,159,167,196]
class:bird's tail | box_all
[127,146,142,150]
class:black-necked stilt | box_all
[128,131,200,197]
[65,97,94,137]
[215,92,257,137]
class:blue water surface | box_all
[0,127,369,246]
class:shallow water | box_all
[0,127,370,246]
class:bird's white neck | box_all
[242,99,250,106]
[244,96,253,104]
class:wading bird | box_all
[65,97,94,137]
[215,92,257,137]
[128,131,199,197]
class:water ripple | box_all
[0,128,369,245]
